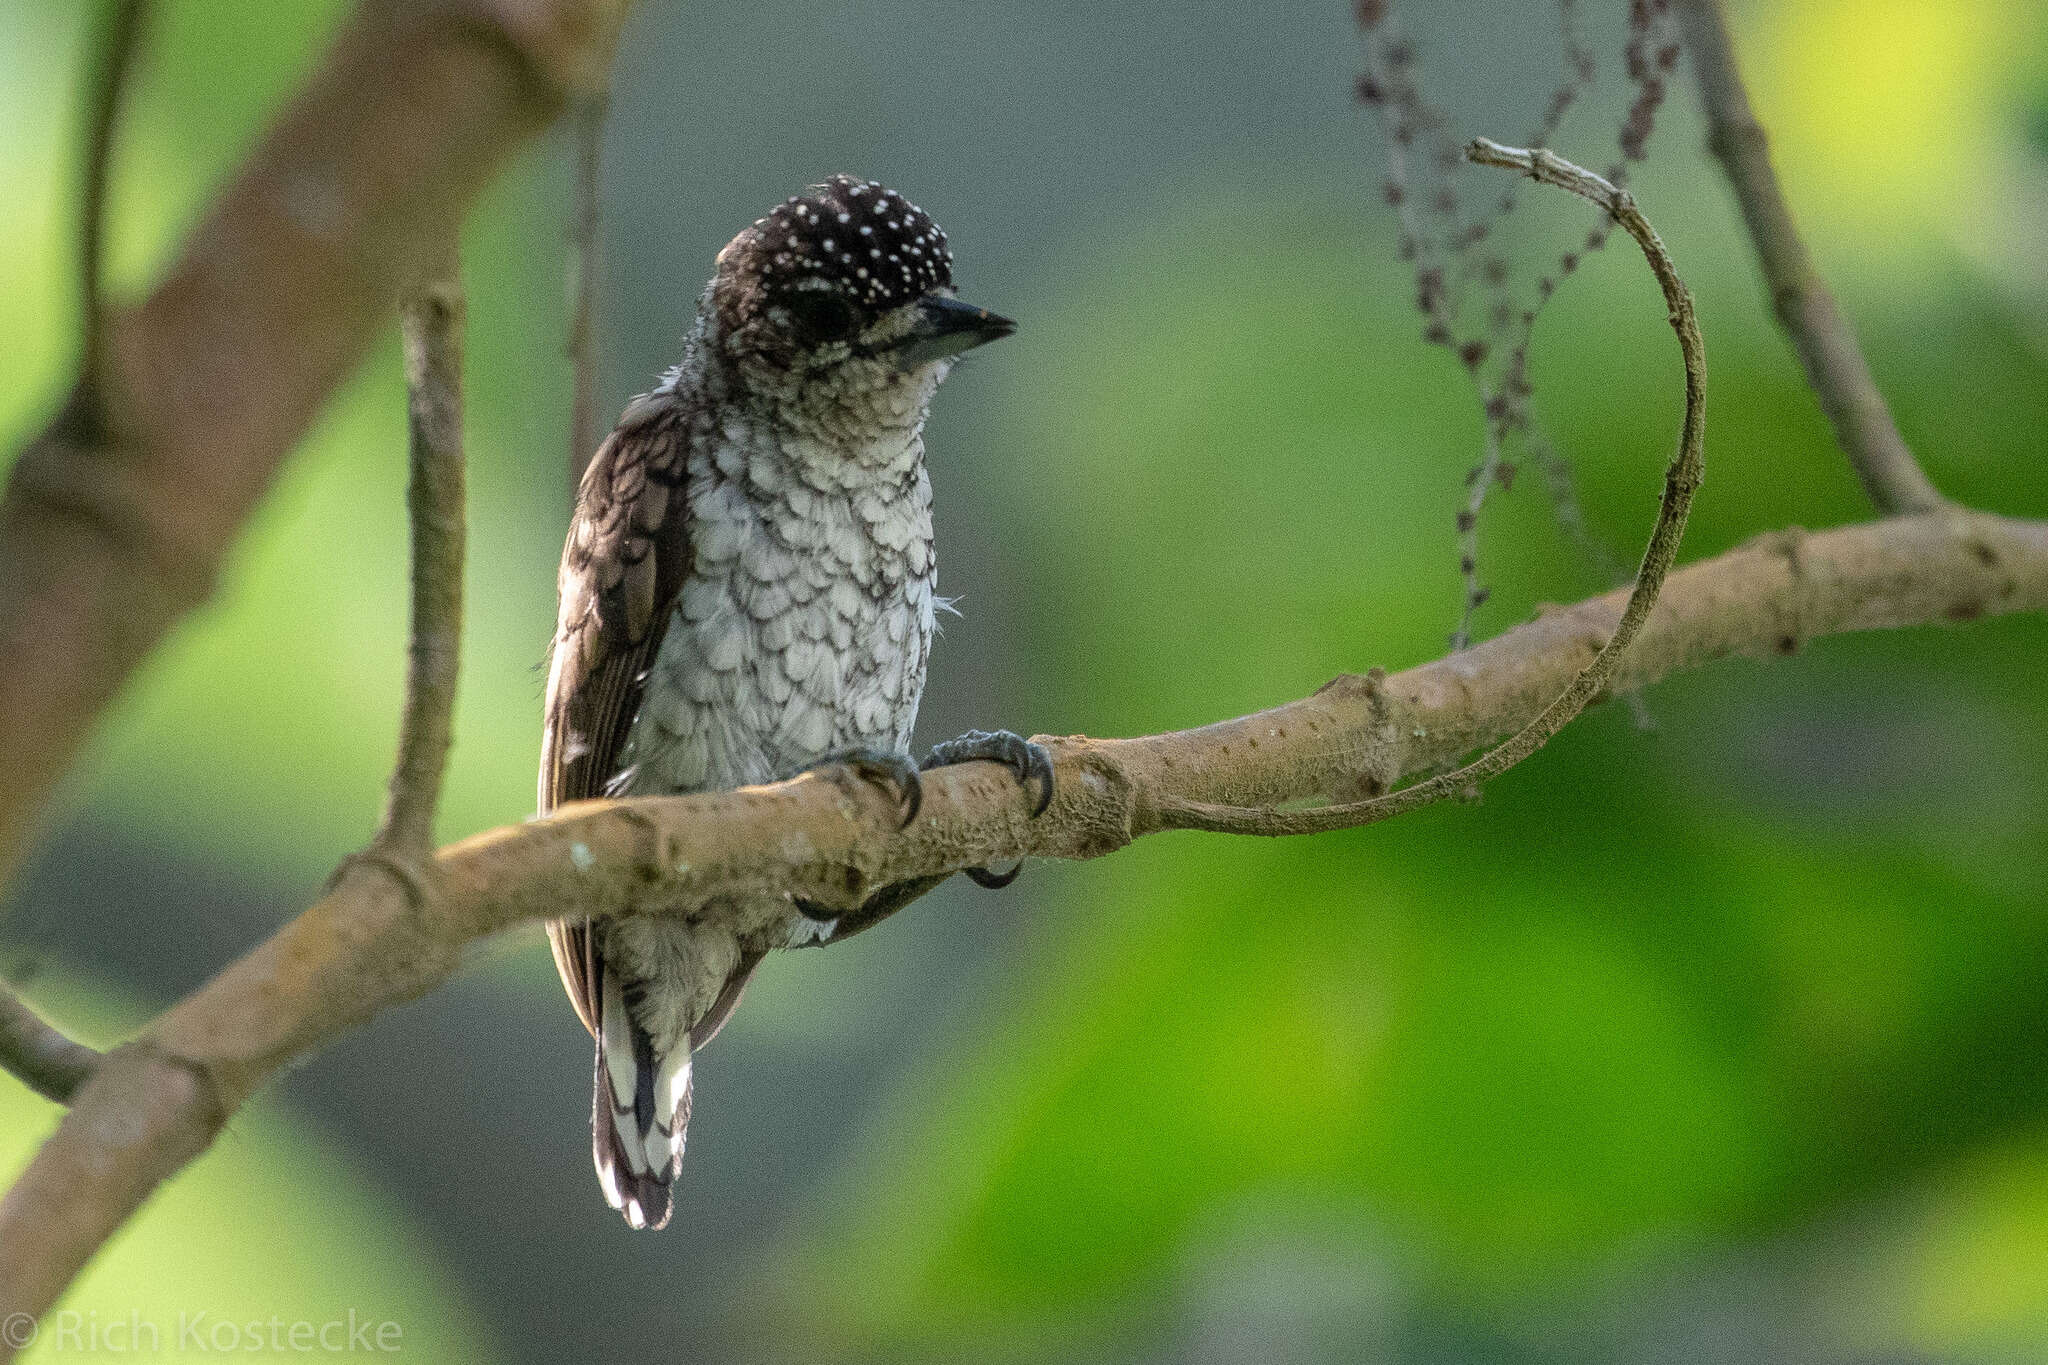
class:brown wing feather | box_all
[541,390,695,1037]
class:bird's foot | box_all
[922,729,1054,890]
[790,733,1052,932]
[805,746,923,828]
[790,746,926,931]
[795,874,947,933]
[922,729,1054,816]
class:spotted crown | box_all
[723,175,954,315]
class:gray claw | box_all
[964,862,1023,889]
[923,729,1054,818]
[923,729,1052,892]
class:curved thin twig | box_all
[0,989,99,1106]
[1670,0,1942,514]
[377,255,467,854]
[1154,139,1705,835]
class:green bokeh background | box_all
[2,1,2045,1361]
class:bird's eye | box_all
[785,291,857,343]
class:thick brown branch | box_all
[377,255,467,854]
[0,989,100,1106]
[1158,139,1706,835]
[0,0,632,889]
[1672,0,1944,514]
[3,506,2042,1332]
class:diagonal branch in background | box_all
[4,501,2044,1333]
[0,0,633,891]
[1161,139,1703,835]
[0,0,156,1110]
[1671,0,1945,514]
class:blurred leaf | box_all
[1824,1133,2048,1360]
[1744,0,2048,260]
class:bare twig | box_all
[0,988,99,1106]
[1671,0,1944,514]
[4,502,2041,1331]
[1156,140,1704,835]
[567,93,608,491]
[377,253,467,855]
[77,0,151,398]
[0,0,634,890]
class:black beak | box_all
[886,294,1016,369]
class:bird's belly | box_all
[620,569,935,798]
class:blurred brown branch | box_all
[0,0,631,891]
[4,501,2044,1332]
[0,991,99,1107]
[1672,0,1945,514]
[0,0,628,1330]
[0,0,156,1118]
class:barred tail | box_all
[591,972,691,1231]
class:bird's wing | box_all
[541,390,695,1038]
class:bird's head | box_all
[702,176,1013,432]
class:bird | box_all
[539,175,1052,1230]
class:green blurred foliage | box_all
[2,1,2046,1362]
[0,975,495,1361]
[773,52,2048,1358]
[0,2,568,882]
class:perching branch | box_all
[4,501,2043,1332]
[0,1,2033,1336]
[1671,0,1945,515]
[1158,140,1704,835]
[0,992,99,1108]
[567,93,608,491]
[376,254,468,855]
[0,0,633,892]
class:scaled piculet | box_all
[540,175,1051,1230]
